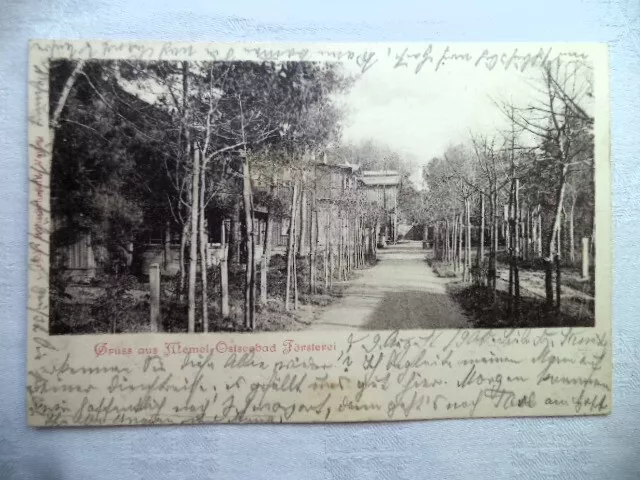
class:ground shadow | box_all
[448,283,595,328]
[363,289,471,330]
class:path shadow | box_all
[363,289,471,330]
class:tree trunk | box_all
[49,59,87,155]
[353,217,358,269]
[557,208,563,259]
[503,204,508,249]
[313,202,319,291]
[149,263,161,332]
[179,221,188,301]
[443,220,448,261]
[297,185,307,257]
[310,193,318,294]
[545,165,569,308]
[179,60,190,306]
[345,217,351,274]
[285,182,298,311]
[514,179,520,317]
[444,220,448,261]
[260,212,273,304]
[242,156,255,330]
[531,207,537,259]
[536,206,543,257]
[220,219,229,318]
[452,217,457,271]
[337,220,342,280]
[329,217,334,290]
[199,163,208,333]
[550,167,569,255]
[434,222,439,259]
[351,217,356,270]
[164,222,171,271]
[458,212,463,276]
[249,201,257,330]
[324,217,329,292]
[508,181,514,314]
[308,205,314,294]
[523,207,529,261]
[450,218,453,263]
[447,218,452,263]
[544,258,554,308]
[582,237,590,280]
[187,149,200,333]
[293,198,299,310]
[346,217,350,275]
[479,194,485,266]
[488,190,498,299]
[466,198,471,281]
[372,220,378,259]
[229,204,241,264]
[555,253,561,311]
[569,196,576,264]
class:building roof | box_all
[361,170,399,177]
[314,161,360,174]
[358,171,401,186]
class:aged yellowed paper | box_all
[27,40,611,426]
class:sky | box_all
[334,61,555,188]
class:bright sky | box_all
[335,62,547,188]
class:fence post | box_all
[149,263,161,332]
[582,237,590,280]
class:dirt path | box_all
[309,241,471,331]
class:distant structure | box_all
[357,170,401,246]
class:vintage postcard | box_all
[27,40,611,426]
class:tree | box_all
[498,59,594,308]
[50,60,175,276]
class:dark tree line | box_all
[49,58,353,332]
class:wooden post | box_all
[149,263,161,332]
[582,237,590,280]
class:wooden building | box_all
[357,170,401,246]
[52,158,370,280]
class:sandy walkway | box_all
[309,241,471,331]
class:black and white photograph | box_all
[47,50,596,335]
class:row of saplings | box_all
[160,213,380,333]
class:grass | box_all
[562,275,596,297]
[50,252,370,334]
[424,253,596,329]
[448,283,595,329]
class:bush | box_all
[425,258,458,278]
[92,274,144,333]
